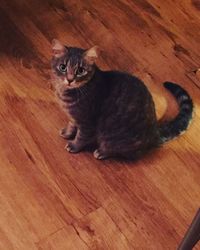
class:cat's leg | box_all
[60,121,77,140]
[65,126,95,153]
[93,149,109,160]
[93,141,113,160]
[94,140,144,160]
[93,139,136,160]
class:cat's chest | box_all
[55,85,90,123]
[55,85,76,120]
[58,98,76,121]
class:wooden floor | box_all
[0,0,200,249]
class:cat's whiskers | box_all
[76,88,81,103]
[79,86,88,99]
[78,88,85,100]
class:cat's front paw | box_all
[59,128,74,140]
[60,128,68,139]
[93,149,108,160]
[65,142,81,153]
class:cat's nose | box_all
[68,79,74,84]
[67,74,74,83]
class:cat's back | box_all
[102,70,151,99]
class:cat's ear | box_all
[84,46,99,64]
[52,39,67,57]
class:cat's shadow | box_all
[84,143,164,166]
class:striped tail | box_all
[159,82,193,143]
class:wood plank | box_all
[72,207,131,250]
[37,226,89,250]
[0,0,200,249]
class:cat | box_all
[51,39,193,160]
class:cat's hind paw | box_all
[93,149,108,160]
[65,142,80,153]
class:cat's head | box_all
[51,39,99,89]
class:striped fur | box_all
[51,41,194,160]
[159,82,193,143]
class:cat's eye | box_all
[77,67,87,76]
[59,64,67,72]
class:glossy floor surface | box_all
[0,0,200,249]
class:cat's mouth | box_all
[62,77,87,89]
[63,78,76,89]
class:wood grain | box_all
[0,0,200,249]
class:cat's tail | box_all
[159,82,193,143]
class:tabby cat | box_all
[51,39,193,160]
